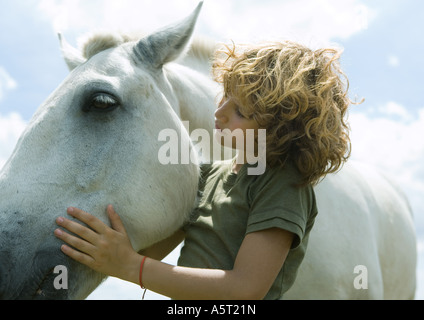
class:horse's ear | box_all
[58,33,86,71]
[133,1,203,69]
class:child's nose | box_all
[215,101,228,123]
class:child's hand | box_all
[54,205,143,283]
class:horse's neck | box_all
[165,62,219,135]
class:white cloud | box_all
[0,66,17,101]
[388,54,400,67]
[350,104,424,173]
[37,0,203,35]
[224,0,374,44]
[0,112,27,169]
[36,0,374,46]
[378,101,412,122]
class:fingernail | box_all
[55,229,63,236]
[57,217,64,224]
[67,207,74,214]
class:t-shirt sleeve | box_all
[246,164,317,249]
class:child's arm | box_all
[55,206,293,300]
[141,227,293,299]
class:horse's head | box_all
[0,3,204,300]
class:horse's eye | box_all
[84,93,120,112]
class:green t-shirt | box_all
[178,159,318,300]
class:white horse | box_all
[0,3,416,300]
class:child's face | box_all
[214,96,260,151]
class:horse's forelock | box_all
[78,31,137,59]
[78,31,216,65]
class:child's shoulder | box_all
[248,161,305,190]
[259,160,301,179]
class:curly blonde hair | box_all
[213,41,353,186]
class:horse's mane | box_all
[78,31,217,73]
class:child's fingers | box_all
[56,215,98,244]
[60,244,96,268]
[54,227,96,257]
[107,205,127,234]
[66,207,107,234]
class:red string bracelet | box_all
[139,256,147,289]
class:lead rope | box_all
[142,288,147,300]
[139,256,148,300]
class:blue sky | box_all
[0,0,423,300]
